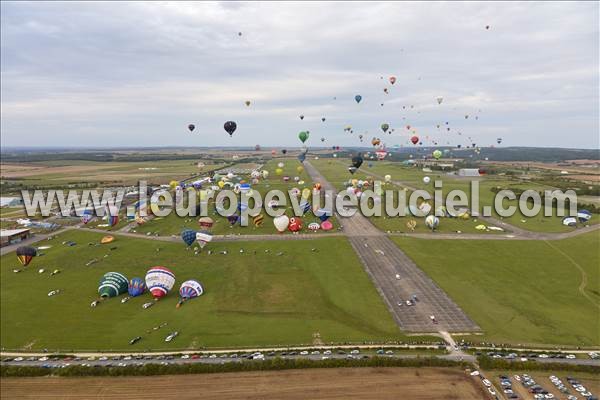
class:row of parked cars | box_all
[478,351,578,361]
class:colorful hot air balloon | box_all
[298,131,309,143]
[105,205,119,227]
[181,229,197,246]
[273,215,289,233]
[128,277,146,297]
[253,214,264,227]
[188,124,195,132]
[16,246,36,266]
[432,150,442,159]
[145,267,176,299]
[98,272,128,298]
[351,154,364,169]
[179,280,203,299]
[195,230,213,249]
[354,95,362,103]
[81,209,93,224]
[381,123,389,133]
[288,217,303,232]
[224,121,237,136]
[389,76,396,85]
[562,217,577,226]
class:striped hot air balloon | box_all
[177,280,204,308]
[16,246,36,266]
[98,272,129,298]
[253,214,264,227]
[145,267,176,299]
[195,230,213,249]
[128,277,146,297]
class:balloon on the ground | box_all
[128,277,146,297]
[577,210,592,223]
[145,266,176,299]
[425,215,440,231]
[423,176,431,184]
[181,229,197,246]
[562,217,577,226]
[274,215,290,233]
[288,217,303,232]
[98,272,128,298]
[16,246,36,266]
[253,214,264,227]
[179,280,204,299]
[321,220,333,231]
[198,217,214,228]
[100,235,114,244]
[196,230,213,249]
[81,209,93,224]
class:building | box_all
[457,168,481,177]
[0,228,31,247]
[0,197,24,207]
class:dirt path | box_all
[543,240,600,310]
[0,367,487,400]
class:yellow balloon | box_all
[218,181,225,189]
[297,166,304,173]
[275,168,283,175]
[301,188,311,199]
[351,179,358,187]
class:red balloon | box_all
[410,136,419,145]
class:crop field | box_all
[311,158,598,233]
[0,230,412,352]
[392,232,600,347]
[0,367,487,400]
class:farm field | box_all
[0,230,415,352]
[392,232,600,347]
[0,367,487,400]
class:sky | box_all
[1,1,598,149]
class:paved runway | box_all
[304,161,481,333]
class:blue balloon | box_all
[227,214,239,225]
[577,210,592,223]
[298,153,306,163]
[181,229,197,246]
[355,95,362,103]
[128,277,146,297]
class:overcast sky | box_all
[1,1,598,149]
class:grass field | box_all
[392,232,600,347]
[0,230,414,351]
[0,367,487,400]
[132,157,340,236]
[311,158,598,233]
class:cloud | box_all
[1,1,598,148]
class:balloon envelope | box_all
[224,121,237,136]
[98,272,128,298]
[145,267,176,299]
[179,280,204,299]
[273,215,290,233]
[128,277,146,297]
[16,246,36,266]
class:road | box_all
[304,161,480,333]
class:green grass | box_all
[1,230,414,352]
[311,158,598,233]
[392,232,600,347]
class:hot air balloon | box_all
[81,209,93,224]
[98,272,129,298]
[273,215,289,233]
[188,124,195,132]
[321,137,325,142]
[198,217,214,229]
[181,229,197,246]
[177,280,204,308]
[297,152,306,163]
[245,100,251,107]
[298,131,309,143]
[425,215,440,231]
[288,217,303,232]
[389,76,396,85]
[562,217,577,226]
[496,138,502,144]
[224,121,237,136]
[145,267,176,299]
[105,205,119,227]
[281,149,287,155]
[321,220,333,231]
[355,95,362,103]
[196,230,213,249]
[128,277,146,297]
[321,117,326,122]
[383,88,388,94]
[432,150,442,159]
[371,138,381,146]
[16,246,36,266]
[351,154,364,169]
[577,210,592,223]
[299,115,304,120]
[410,136,419,145]
[253,214,264,227]
[381,123,389,133]
[436,96,443,105]
[384,175,391,183]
